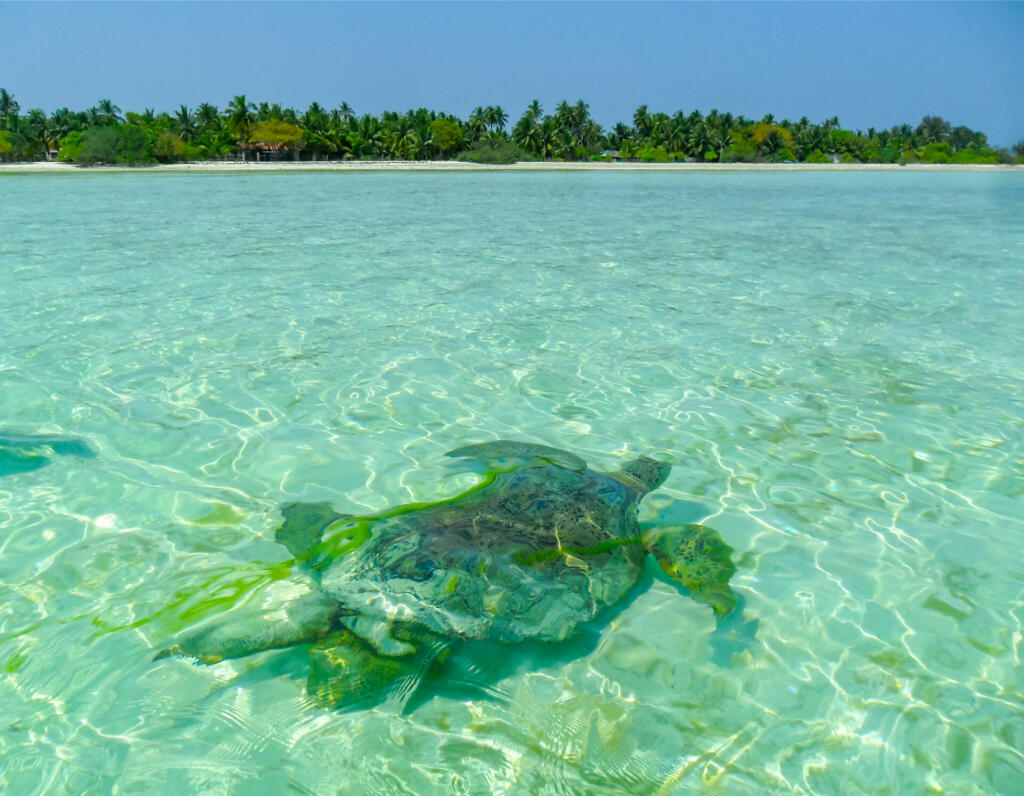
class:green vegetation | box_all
[249,119,304,148]
[455,138,532,164]
[430,118,462,156]
[67,124,156,165]
[0,88,1015,166]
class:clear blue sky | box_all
[1,1,1022,145]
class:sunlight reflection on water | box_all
[0,171,1022,793]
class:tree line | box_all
[0,89,1020,166]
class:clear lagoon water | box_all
[0,170,1022,794]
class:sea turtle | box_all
[160,441,741,709]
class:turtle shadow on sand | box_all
[157,441,757,712]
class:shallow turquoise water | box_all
[1,171,1022,794]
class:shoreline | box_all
[0,160,1019,174]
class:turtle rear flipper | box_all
[643,524,739,617]
[306,628,448,711]
[156,591,338,663]
[445,440,586,472]
[276,501,349,559]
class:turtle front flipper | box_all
[276,501,350,559]
[306,628,448,711]
[643,524,739,617]
[157,590,338,663]
[445,440,587,472]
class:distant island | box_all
[1,90,1020,167]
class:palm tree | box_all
[689,123,713,158]
[173,105,197,141]
[346,114,381,158]
[649,112,669,147]
[572,100,590,126]
[666,117,688,153]
[196,103,220,129]
[48,108,76,144]
[95,99,122,124]
[618,138,638,160]
[708,128,729,161]
[537,116,558,160]
[467,107,487,141]
[226,94,255,141]
[758,128,785,159]
[23,108,51,159]
[607,122,631,148]
[486,105,509,134]
[400,129,421,160]
[633,105,651,139]
[0,88,18,126]
[512,110,542,155]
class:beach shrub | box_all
[152,131,187,162]
[636,145,670,163]
[703,149,717,161]
[804,149,829,163]
[62,124,155,165]
[455,139,532,164]
[879,141,904,163]
[839,152,857,163]
[182,142,206,161]
[919,142,952,164]
[721,135,757,163]
[950,148,999,165]
[57,131,84,162]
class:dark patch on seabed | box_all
[0,432,97,477]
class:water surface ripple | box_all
[1,171,1022,793]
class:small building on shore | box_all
[241,140,299,162]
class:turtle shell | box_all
[318,462,649,646]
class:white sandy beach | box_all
[0,160,1019,174]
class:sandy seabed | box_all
[0,160,1019,175]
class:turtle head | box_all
[614,456,671,493]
